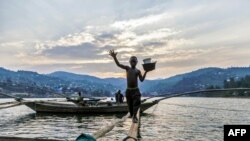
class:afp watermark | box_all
[224,125,250,141]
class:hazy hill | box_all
[49,71,125,90]
[1,66,250,97]
[142,67,250,94]
[48,67,250,94]
[0,68,116,97]
[49,71,104,83]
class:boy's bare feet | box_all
[132,117,138,123]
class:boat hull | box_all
[24,101,157,114]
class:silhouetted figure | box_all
[77,92,83,102]
[77,92,86,106]
[115,90,124,103]
[109,50,148,123]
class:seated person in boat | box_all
[109,50,149,123]
[76,92,86,106]
[77,92,83,102]
[115,90,124,104]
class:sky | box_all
[0,0,250,79]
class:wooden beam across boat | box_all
[0,136,64,141]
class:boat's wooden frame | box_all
[23,100,158,114]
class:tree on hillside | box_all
[223,75,250,96]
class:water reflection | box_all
[0,113,35,128]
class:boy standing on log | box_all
[109,50,148,123]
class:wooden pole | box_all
[76,113,130,140]
[155,88,250,102]
[0,92,25,110]
[92,113,130,139]
[0,101,19,106]
[0,92,23,101]
[0,102,22,110]
[141,88,250,103]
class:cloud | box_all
[40,43,100,59]
[1,0,250,79]
[35,32,95,53]
[111,13,168,30]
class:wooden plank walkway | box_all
[123,108,141,141]
[92,113,130,139]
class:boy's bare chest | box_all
[127,69,138,78]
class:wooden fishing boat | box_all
[23,100,158,114]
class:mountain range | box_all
[1,66,250,97]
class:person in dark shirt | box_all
[119,92,124,103]
[109,50,148,123]
[77,92,86,106]
[77,92,83,102]
[115,90,124,104]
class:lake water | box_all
[0,97,249,141]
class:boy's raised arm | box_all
[109,50,129,70]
